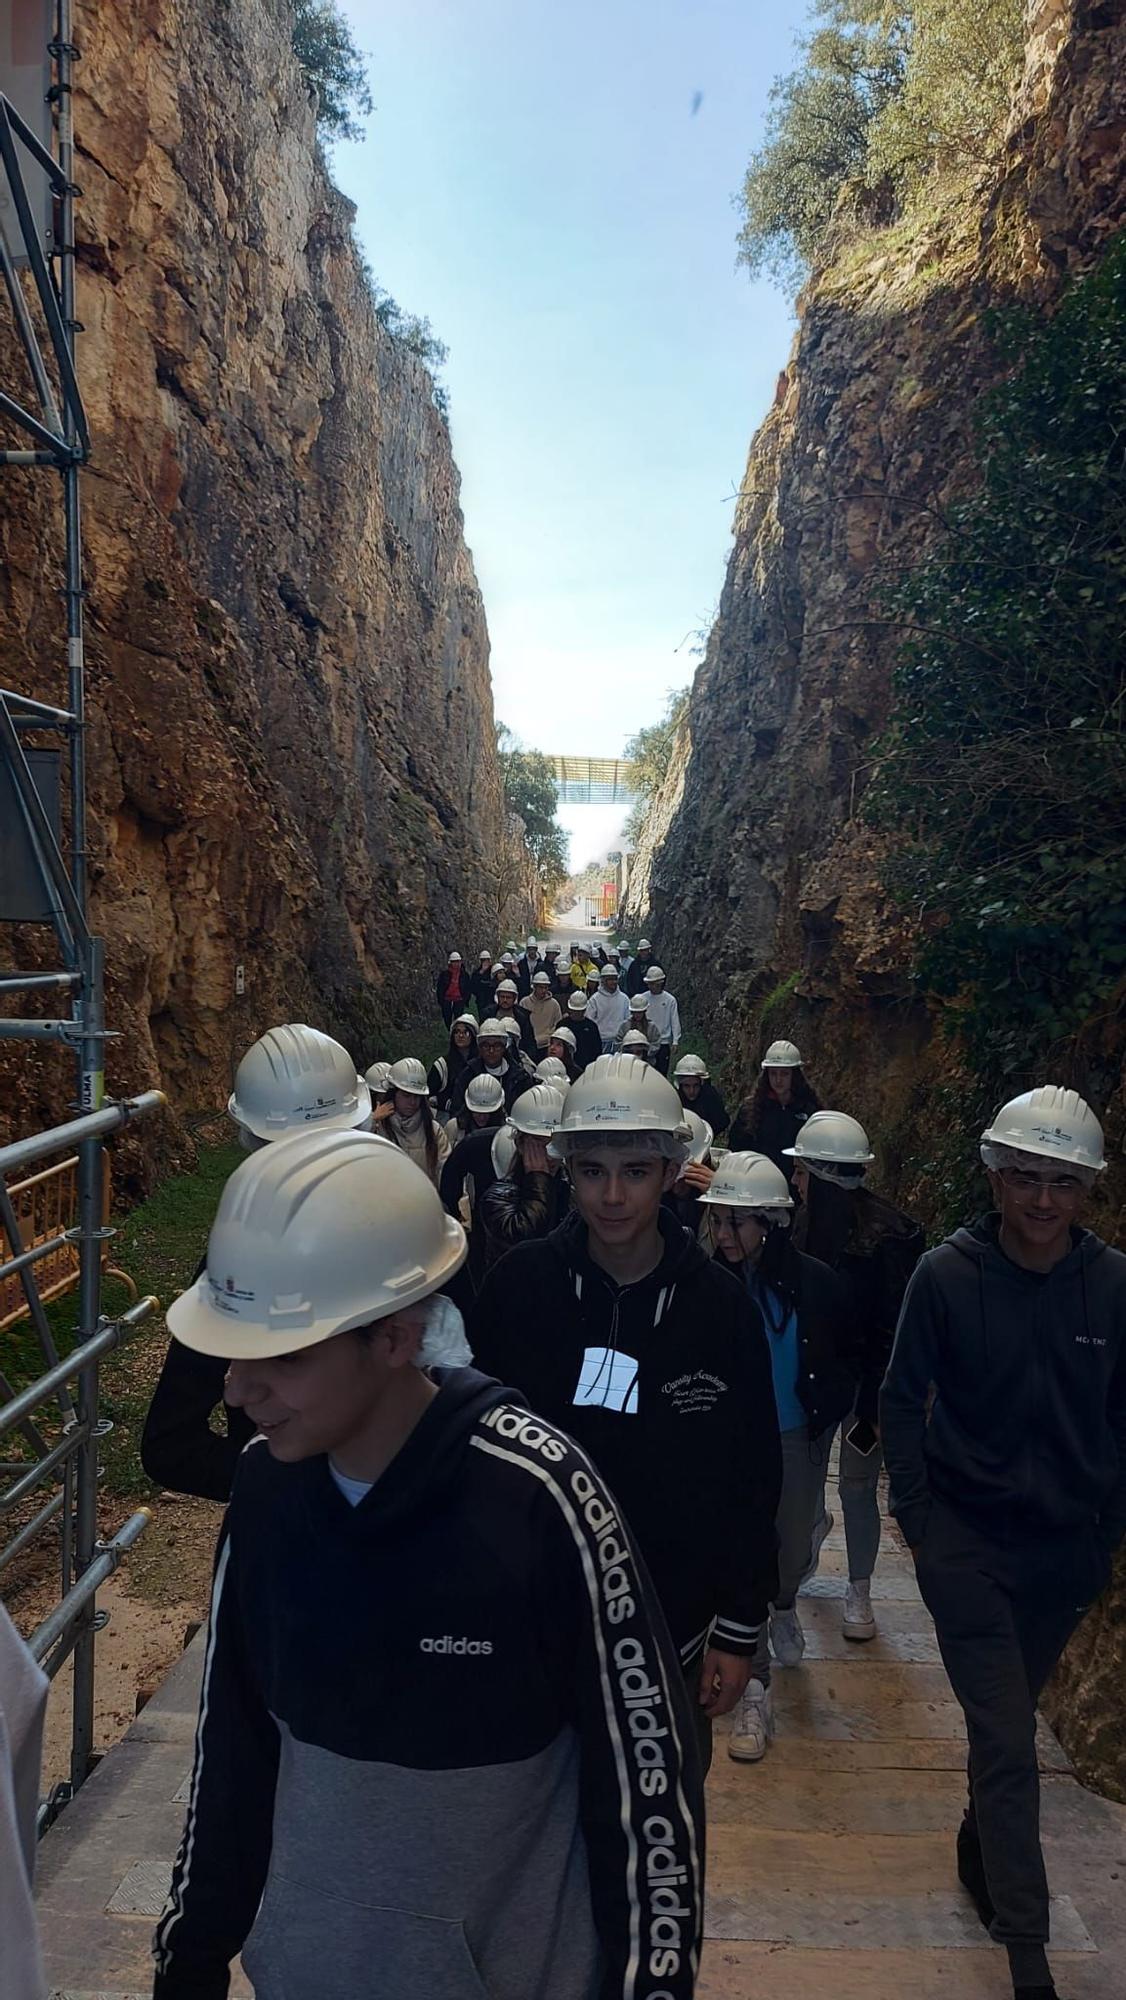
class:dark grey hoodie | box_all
[881,1215,1126,1552]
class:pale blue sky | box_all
[331,0,805,861]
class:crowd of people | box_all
[134,938,1125,2000]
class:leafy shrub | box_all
[738,3,908,290]
[865,237,1126,1098]
[624,688,690,844]
[292,0,373,143]
[738,0,1025,291]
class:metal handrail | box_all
[0,1297,158,1440]
[31,1507,152,1675]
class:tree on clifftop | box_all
[738,0,1025,292]
[292,0,373,143]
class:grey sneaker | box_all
[843,1579,877,1641]
[728,1679,773,1762]
[769,1606,805,1666]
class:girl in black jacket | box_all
[700,1150,857,1764]
[427,1015,478,1117]
[729,1046,820,1175]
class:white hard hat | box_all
[699,1150,794,1218]
[535,1057,571,1088]
[550,1025,578,1051]
[532,970,551,986]
[784,1110,874,1165]
[501,952,515,965]
[508,1083,566,1136]
[550,1055,691,1150]
[478,949,492,960]
[621,1029,651,1052]
[388,1056,428,1097]
[506,940,518,953]
[628,994,649,1014]
[585,967,600,983]
[228,1025,371,1142]
[762,1039,802,1069]
[465,1072,505,1115]
[477,1018,507,1042]
[638,938,651,950]
[643,966,665,984]
[500,1018,522,1039]
[567,992,588,1014]
[364,1059,392,1094]
[600,963,619,979]
[451,1013,478,1033]
[674,1054,709,1082]
[491,1124,517,1180]
[167,1129,466,1359]
[620,941,631,952]
[448,950,462,962]
[981,1086,1106,1173]
[526,935,538,948]
[682,1109,713,1165]
[496,978,518,996]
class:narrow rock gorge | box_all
[625,0,1126,1792]
[1,0,530,1160]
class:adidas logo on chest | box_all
[419,1634,494,1656]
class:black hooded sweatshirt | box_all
[470,1211,782,1663]
[450,1054,532,1119]
[152,1369,704,2000]
[676,1079,729,1137]
[881,1215,1126,1553]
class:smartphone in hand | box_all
[845,1417,879,1457]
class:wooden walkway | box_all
[35,1486,1126,1998]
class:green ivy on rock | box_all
[866,234,1126,1098]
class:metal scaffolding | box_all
[0,4,162,1825]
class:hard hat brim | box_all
[166,1213,468,1360]
[228,1079,374,1143]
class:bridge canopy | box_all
[548,755,636,805]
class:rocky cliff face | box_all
[627,0,1125,1216]
[626,0,1126,1793]
[1,0,527,1163]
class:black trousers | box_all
[915,1500,1108,1945]
[654,1045,671,1076]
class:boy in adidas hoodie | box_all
[471,1056,782,1771]
[882,1087,1126,2000]
[152,1129,703,2000]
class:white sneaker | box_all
[800,1509,834,1586]
[769,1606,805,1666]
[843,1579,877,1641]
[728,1678,774,1762]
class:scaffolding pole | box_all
[0,12,163,1818]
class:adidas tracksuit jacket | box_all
[152,1369,704,2000]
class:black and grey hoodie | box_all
[470,1212,782,1664]
[882,1215,1126,1552]
[152,1369,703,2000]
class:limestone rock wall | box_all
[626,0,1125,1215]
[625,0,1126,1794]
[1,0,527,1164]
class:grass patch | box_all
[3,1141,242,1498]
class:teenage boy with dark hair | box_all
[882,1086,1126,2000]
[152,1128,704,2000]
[471,1055,782,1771]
